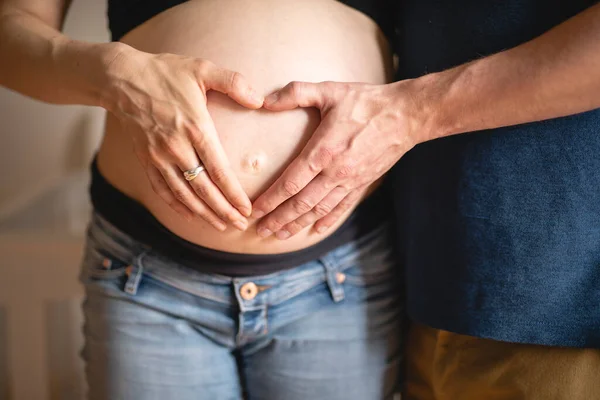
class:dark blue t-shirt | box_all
[390,0,600,347]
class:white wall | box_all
[0,2,110,399]
[0,0,110,219]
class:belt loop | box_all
[321,255,345,303]
[124,251,147,295]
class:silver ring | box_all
[183,164,206,181]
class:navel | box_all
[241,151,267,175]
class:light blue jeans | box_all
[80,213,402,400]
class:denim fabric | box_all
[390,0,600,347]
[79,213,402,400]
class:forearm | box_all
[0,7,124,108]
[415,3,600,141]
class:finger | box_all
[187,169,249,231]
[191,111,253,217]
[252,121,337,219]
[263,81,326,111]
[151,134,248,225]
[254,175,333,238]
[157,162,228,231]
[200,61,264,109]
[276,186,349,240]
[314,189,364,234]
[145,164,194,221]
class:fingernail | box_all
[276,230,291,240]
[316,226,327,234]
[264,93,279,106]
[239,206,252,218]
[257,227,272,238]
[233,220,248,231]
[215,221,227,231]
[252,210,265,219]
[249,89,263,104]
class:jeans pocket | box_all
[340,231,399,286]
[80,237,131,282]
[342,245,398,287]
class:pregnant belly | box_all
[97,0,392,254]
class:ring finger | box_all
[185,164,249,231]
[277,186,348,239]
[168,144,249,230]
[158,162,228,231]
[313,187,365,233]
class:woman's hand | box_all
[252,80,422,239]
[104,45,263,231]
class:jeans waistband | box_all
[85,212,392,307]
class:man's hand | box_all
[252,80,420,239]
[251,2,600,240]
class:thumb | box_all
[263,81,326,111]
[200,62,264,109]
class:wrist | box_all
[96,41,139,112]
[392,62,475,145]
[51,38,133,110]
[387,77,441,146]
[410,62,476,142]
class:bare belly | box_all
[97,0,392,254]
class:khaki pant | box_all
[404,322,600,400]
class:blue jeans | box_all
[79,213,402,400]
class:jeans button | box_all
[240,282,258,300]
[336,272,346,284]
[102,258,112,269]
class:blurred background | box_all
[0,1,109,399]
